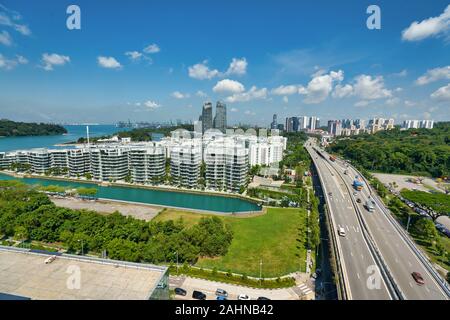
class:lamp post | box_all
[78,239,84,255]
[174,251,179,275]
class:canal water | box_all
[0,173,261,213]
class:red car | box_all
[411,272,425,285]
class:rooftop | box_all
[0,246,168,300]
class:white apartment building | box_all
[129,144,165,183]
[90,147,130,181]
[402,119,434,129]
[204,140,249,192]
[170,142,202,188]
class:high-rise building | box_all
[201,102,213,133]
[328,120,342,136]
[315,118,320,130]
[298,116,309,131]
[309,116,317,131]
[213,101,227,133]
[270,114,278,129]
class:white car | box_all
[338,227,346,237]
[238,294,250,300]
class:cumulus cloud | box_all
[332,84,353,98]
[171,91,190,99]
[352,74,392,100]
[0,5,31,36]
[225,86,267,103]
[97,56,122,69]
[0,30,12,46]
[189,57,248,80]
[144,100,161,110]
[401,5,450,41]
[189,60,220,80]
[300,70,344,104]
[0,53,27,70]
[430,83,450,101]
[125,51,143,61]
[354,100,371,107]
[41,53,70,71]
[283,96,289,103]
[225,57,247,76]
[416,66,450,85]
[271,84,300,95]
[213,79,245,94]
[143,43,160,54]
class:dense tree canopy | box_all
[0,181,233,264]
[401,189,450,221]
[328,122,450,178]
[0,119,67,137]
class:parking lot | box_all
[169,275,310,300]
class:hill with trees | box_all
[327,122,450,178]
[0,119,67,137]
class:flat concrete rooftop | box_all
[0,247,167,300]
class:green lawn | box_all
[154,207,308,277]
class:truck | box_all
[352,175,364,191]
[329,155,336,162]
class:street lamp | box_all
[174,251,179,275]
[78,239,84,255]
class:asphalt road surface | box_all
[308,140,448,300]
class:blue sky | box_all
[0,0,449,125]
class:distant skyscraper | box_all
[315,118,320,130]
[328,120,342,136]
[298,116,309,131]
[202,102,213,133]
[270,114,278,129]
[308,116,317,131]
[213,101,227,133]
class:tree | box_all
[414,218,438,243]
[13,226,29,242]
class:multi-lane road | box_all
[306,139,449,300]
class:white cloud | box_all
[0,53,27,70]
[404,100,416,107]
[401,5,450,41]
[430,83,450,101]
[188,60,220,80]
[97,56,122,69]
[415,66,450,85]
[271,84,300,95]
[125,51,143,60]
[244,110,256,116]
[0,30,12,46]
[0,5,31,36]
[171,91,190,99]
[144,100,161,110]
[41,53,70,71]
[143,43,160,54]
[352,74,392,100]
[225,86,267,103]
[213,79,245,94]
[392,69,408,77]
[225,57,247,76]
[230,107,239,112]
[196,90,207,97]
[332,84,353,98]
[300,70,344,104]
[354,100,371,107]
[386,97,401,106]
[283,96,289,103]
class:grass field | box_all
[154,207,308,277]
